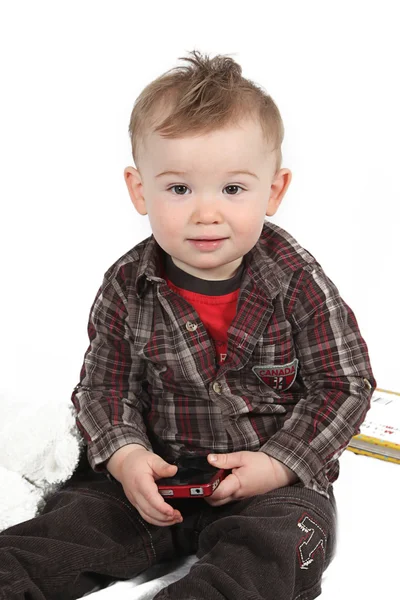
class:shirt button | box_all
[363,378,372,390]
[186,321,198,332]
[212,381,222,394]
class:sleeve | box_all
[260,264,376,495]
[71,276,152,471]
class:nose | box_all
[191,196,223,224]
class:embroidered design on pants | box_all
[296,513,326,569]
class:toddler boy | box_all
[0,50,375,600]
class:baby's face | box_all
[125,116,291,280]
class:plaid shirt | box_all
[71,221,376,498]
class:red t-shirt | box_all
[162,254,244,365]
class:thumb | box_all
[208,451,243,469]
[154,458,178,477]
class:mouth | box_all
[188,237,228,241]
[187,237,228,252]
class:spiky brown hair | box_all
[128,49,284,172]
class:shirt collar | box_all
[134,234,165,297]
[134,222,286,300]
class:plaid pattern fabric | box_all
[71,221,375,497]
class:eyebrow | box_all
[155,169,259,180]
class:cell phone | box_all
[157,455,229,498]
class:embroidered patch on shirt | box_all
[252,359,298,391]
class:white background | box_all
[1,0,399,397]
[0,1,399,598]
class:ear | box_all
[124,166,147,215]
[266,168,292,216]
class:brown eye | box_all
[169,185,189,195]
[224,185,243,195]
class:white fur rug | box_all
[0,391,82,531]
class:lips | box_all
[188,238,227,252]
[189,237,227,241]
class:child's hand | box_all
[205,451,299,507]
[118,448,183,526]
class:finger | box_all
[137,488,183,523]
[205,494,234,507]
[135,493,182,522]
[139,496,179,522]
[153,460,178,480]
[208,451,245,470]
[142,506,183,523]
[139,508,183,527]
[209,473,240,501]
[145,475,174,515]
[139,475,175,517]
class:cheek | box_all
[232,208,266,235]
[147,205,182,239]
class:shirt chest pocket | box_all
[228,319,301,399]
[254,316,297,365]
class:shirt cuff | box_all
[259,429,326,489]
[86,425,152,472]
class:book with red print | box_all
[347,388,400,464]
